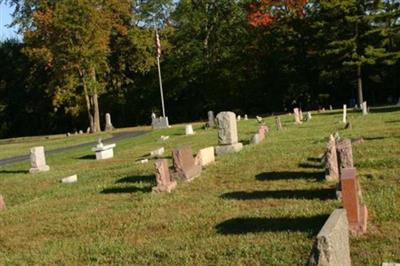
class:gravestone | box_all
[172,146,202,181]
[343,104,347,123]
[325,135,339,181]
[79,130,83,134]
[244,114,248,120]
[153,159,177,193]
[207,111,215,128]
[275,116,283,131]
[250,133,262,145]
[256,116,263,123]
[293,108,302,124]
[336,139,353,170]
[91,139,116,160]
[362,101,368,115]
[309,209,351,266]
[195,147,215,167]
[307,112,312,121]
[185,124,195,135]
[86,127,91,134]
[237,115,241,121]
[215,112,243,155]
[105,113,113,131]
[0,195,5,211]
[61,175,78,184]
[329,105,333,111]
[29,146,50,173]
[258,126,268,140]
[152,115,169,129]
[150,147,165,158]
[340,168,368,234]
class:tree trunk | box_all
[357,64,364,106]
[80,68,95,133]
[90,67,101,133]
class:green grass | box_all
[0,107,399,265]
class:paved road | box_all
[0,130,148,166]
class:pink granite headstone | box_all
[172,146,202,181]
[153,159,177,193]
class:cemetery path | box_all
[0,130,148,166]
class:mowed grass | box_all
[0,107,399,265]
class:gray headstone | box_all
[29,146,50,173]
[216,112,238,145]
[105,113,113,131]
[208,111,215,128]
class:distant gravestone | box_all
[256,116,263,123]
[307,112,312,121]
[215,112,243,155]
[293,108,302,124]
[79,130,83,134]
[275,116,283,131]
[153,159,177,193]
[195,147,215,167]
[0,195,6,210]
[237,115,241,121]
[185,124,195,135]
[172,146,202,181]
[325,135,339,181]
[362,101,368,115]
[150,147,165,158]
[329,105,333,111]
[86,127,91,134]
[105,113,113,131]
[152,114,169,129]
[61,174,78,184]
[244,114,248,120]
[91,139,116,160]
[29,146,50,174]
[309,209,351,266]
[207,111,215,128]
[342,104,347,124]
[250,133,262,145]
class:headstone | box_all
[159,135,170,141]
[29,146,50,173]
[86,127,91,134]
[362,101,368,115]
[237,115,241,121]
[275,116,283,131]
[258,126,268,140]
[66,132,71,137]
[91,139,116,160]
[250,133,262,145]
[0,195,5,210]
[325,135,339,181]
[340,168,368,234]
[195,147,215,167]
[307,112,312,121]
[215,112,243,155]
[354,104,359,109]
[153,159,177,193]
[105,113,113,131]
[293,108,302,124]
[256,116,263,123]
[150,147,165,158]
[343,104,347,123]
[172,146,202,181]
[329,105,333,111]
[79,130,83,134]
[152,116,169,129]
[138,159,149,164]
[74,131,78,135]
[309,209,351,266]
[244,114,248,120]
[336,139,353,170]
[61,174,78,184]
[185,124,195,135]
[207,111,215,128]
[151,112,156,119]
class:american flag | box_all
[155,30,161,58]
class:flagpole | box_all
[154,20,166,118]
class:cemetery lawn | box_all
[0,107,399,265]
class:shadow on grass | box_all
[256,171,324,181]
[364,136,386,141]
[298,162,323,169]
[116,175,154,184]
[215,215,328,235]
[101,186,152,194]
[77,154,96,160]
[307,157,323,163]
[370,106,400,113]
[221,188,335,201]
[0,169,29,174]
[385,120,400,124]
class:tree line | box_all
[0,0,399,138]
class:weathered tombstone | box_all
[79,130,83,134]
[293,108,302,124]
[185,124,195,135]
[307,112,312,121]
[275,116,283,131]
[86,127,91,134]
[215,112,243,155]
[194,147,215,167]
[237,115,241,121]
[362,101,368,115]
[172,146,202,181]
[309,209,351,266]
[61,174,78,184]
[153,159,177,193]
[91,139,116,160]
[258,125,268,139]
[340,168,368,234]
[105,113,113,131]
[207,111,215,128]
[329,105,333,111]
[66,132,71,137]
[256,116,263,123]
[250,133,262,145]
[325,135,339,181]
[244,114,248,120]
[336,139,353,170]
[150,147,165,158]
[0,195,6,210]
[152,114,169,129]
[138,159,149,164]
[343,104,347,123]
[29,146,50,173]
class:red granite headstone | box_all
[153,159,176,193]
[340,168,368,234]
[172,146,202,181]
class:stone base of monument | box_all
[92,144,116,160]
[215,143,243,155]
[152,117,170,129]
[29,165,50,174]
[152,181,177,193]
